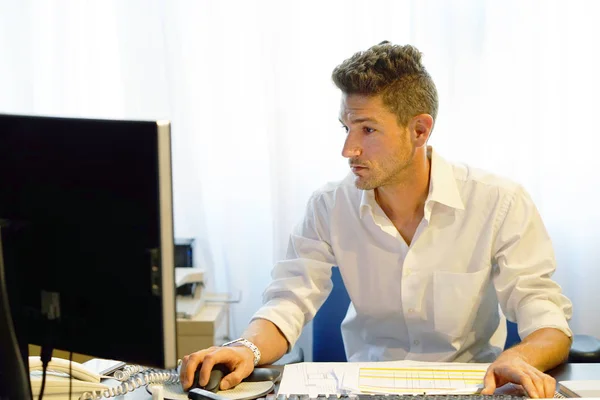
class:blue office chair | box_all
[312,267,600,362]
[313,267,351,362]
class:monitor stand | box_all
[0,222,33,400]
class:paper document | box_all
[278,362,359,397]
[357,361,488,394]
[278,361,489,396]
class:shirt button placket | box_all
[402,252,421,354]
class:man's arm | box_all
[482,327,571,398]
[486,186,573,398]
[241,318,289,365]
[503,327,571,371]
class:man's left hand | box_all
[482,354,556,398]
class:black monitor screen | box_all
[0,114,177,369]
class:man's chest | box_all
[328,208,496,304]
[389,215,424,246]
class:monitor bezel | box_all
[157,119,178,368]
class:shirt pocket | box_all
[432,268,490,338]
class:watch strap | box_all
[221,338,261,366]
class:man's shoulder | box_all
[451,160,523,196]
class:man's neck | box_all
[375,149,431,223]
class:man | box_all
[180,42,572,398]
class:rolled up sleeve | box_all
[492,186,573,340]
[250,193,337,350]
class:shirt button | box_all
[408,308,415,313]
[413,339,420,345]
[404,268,412,276]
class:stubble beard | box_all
[354,172,380,190]
[353,149,416,191]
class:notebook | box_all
[558,380,600,398]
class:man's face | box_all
[339,93,416,190]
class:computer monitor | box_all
[0,114,178,397]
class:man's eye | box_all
[364,127,375,134]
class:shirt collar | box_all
[359,187,376,219]
[425,147,465,214]
[358,147,464,220]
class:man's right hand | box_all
[181,318,289,391]
[179,345,255,391]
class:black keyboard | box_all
[276,396,528,400]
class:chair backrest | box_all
[505,320,520,348]
[312,267,350,362]
[312,266,520,361]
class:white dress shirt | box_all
[252,148,572,362]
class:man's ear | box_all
[410,114,434,147]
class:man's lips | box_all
[350,165,367,173]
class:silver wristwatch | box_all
[221,338,261,366]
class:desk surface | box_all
[105,363,600,399]
[549,362,600,381]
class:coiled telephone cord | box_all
[80,367,180,399]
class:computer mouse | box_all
[189,363,230,393]
[244,368,281,383]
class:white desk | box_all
[95,362,600,399]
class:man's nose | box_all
[342,134,361,158]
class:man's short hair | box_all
[332,41,438,127]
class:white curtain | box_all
[2,0,599,359]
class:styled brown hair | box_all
[332,41,438,127]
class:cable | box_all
[38,286,61,399]
[38,367,47,400]
[69,351,74,400]
[38,343,53,400]
[112,364,146,381]
[80,367,180,399]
